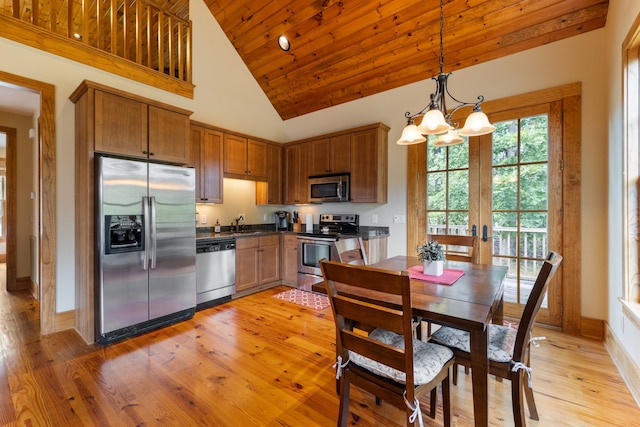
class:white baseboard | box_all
[604,322,640,406]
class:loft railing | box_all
[4,0,191,83]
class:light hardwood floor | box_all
[1,283,639,426]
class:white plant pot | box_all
[423,260,444,276]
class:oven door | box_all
[297,238,337,276]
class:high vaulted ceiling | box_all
[206,0,609,120]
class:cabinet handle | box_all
[149,152,155,156]
[142,150,148,154]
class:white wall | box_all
[0,0,610,325]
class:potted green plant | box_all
[417,241,445,276]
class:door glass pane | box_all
[520,115,549,163]
[492,114,550,305]
[493,166,518,210]
[427,137,471,236]
[448,170,469,210]
[493,211,518,257]
[493,119,519,165]
[427,171,446,210]
[448,142,469,169]
[428,144,446,171]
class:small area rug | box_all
[273,289,330,310]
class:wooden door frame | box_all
[0,126,16,290]
[408,83,582,335]
[0,71,57,335]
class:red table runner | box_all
[407,265,464,285]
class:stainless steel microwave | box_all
[309,174,349,202]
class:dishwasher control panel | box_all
[196,239,236,253]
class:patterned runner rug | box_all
[273,289,330,310]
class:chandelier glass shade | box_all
[397,0,495,146]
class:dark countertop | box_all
[196,225,389,241]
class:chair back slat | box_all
[428,234,479,264]
[335,237,368,266]
[342,331,407,373]
[513,251,563,362]
[320,260,416,388]
[321,259,405,296]
[333,296,404,334]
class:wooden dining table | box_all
[369,256,507,427]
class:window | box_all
[623,19,640,304]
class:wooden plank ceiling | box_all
[205,0,609,120]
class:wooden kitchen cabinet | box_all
[223,134,268,181]
[235,235,280,293]
[350,123,389,203]
[256,143,283,205]
[281,234,298,285]
[94,90,147,158]
[308,134,351,176]
[363,237,388,265]
[148,105,191,164]
[88,83,190,164]
[284,142,309,204]
[235,237,260,291]
[259,235,281,284]
[190,124,223,203]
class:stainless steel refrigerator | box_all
[95,155,196,344]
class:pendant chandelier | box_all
[397,0,495,146]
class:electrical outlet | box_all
[393,214,406,224]
[263,214,268,221]
[200,214,207,224]
[237,214,245,222]
[371,214,378,224]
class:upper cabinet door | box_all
[148,105,190,164]
[94,90,148,159]
[223,133,248,177]
[350,125,388,203]
[329,134,351,174]
[308,134,350,176]
[200,129,224,203]
[247,139,268,180]
[308,138,331,176]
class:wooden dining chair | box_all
[417,234,480,340]
[429,251,563,427]
[320,259,455,427]
[428,234,479,263]
[334,237,368,266]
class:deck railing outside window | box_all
[428,224,549,305]
[4,0,191,83]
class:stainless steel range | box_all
[296,214,359,277]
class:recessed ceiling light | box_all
[278,35,290,52]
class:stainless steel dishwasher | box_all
[196,238,236,310]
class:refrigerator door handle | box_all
[150,196,157,269]
[142,196,151,270]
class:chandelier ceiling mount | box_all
[397,0,495,146]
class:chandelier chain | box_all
[439,0,444,74]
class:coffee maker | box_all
[275,211,291,231]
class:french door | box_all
[422,102,563,326]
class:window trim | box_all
[622,15,640,321]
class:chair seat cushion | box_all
[430,324,517,363]
[349,328,453,385]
